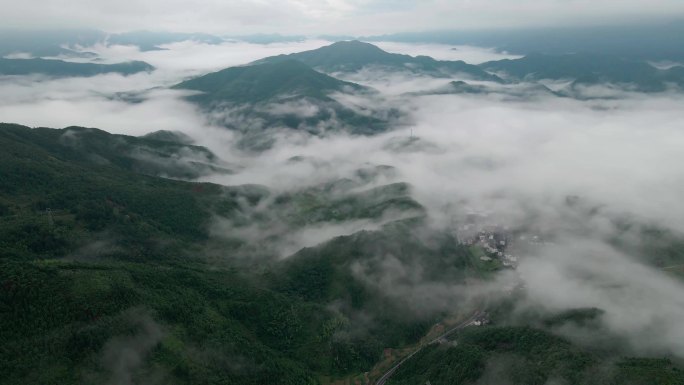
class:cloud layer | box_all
[2,0,684,34]
[3,39,684,358]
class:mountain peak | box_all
[255,40,502,81]
[172,60,387,137]
[174,60,364,105]
[325,40,387,52]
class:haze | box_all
[1,0,684,34]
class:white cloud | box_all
[3,39,684,357]
[1,0,683,35]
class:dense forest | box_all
[2,123,684,384]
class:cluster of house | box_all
[456,224,519,268]
[472,313,490,326]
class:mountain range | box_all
[256,40,502,81]
[4,32,684,385]
[480,53,684,92]
[174,59,394,141]
[0,57,154,77]
[3,121,683,384]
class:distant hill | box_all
[410,80,559,99]
[0,29,105,58]
[107,30,225,51]
[226,33,306,44]
[175,59,365,105]
[0,29,225,57]
[480,53,684,92]
[0,57,154,77]
[0,122,442,385]
[174,60,394,139]
[255,40,503,81]
[363,22,684,61]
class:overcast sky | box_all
[1,0,684,35]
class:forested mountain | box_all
[3,125,229,179]
[0,123,443,384]
[0,58,154,77]
[387,324,684,385]
[175,59,365,105]
[256,40,503,81]
[3,122,682,384]
[174,60,394,139]
[480,53,684,92]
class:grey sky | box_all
[1,0,683,35]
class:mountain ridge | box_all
[255,40,503,81]
[480,52,684,92]
[0,57,154,77]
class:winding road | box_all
[374,310,484,385]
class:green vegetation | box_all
[256,40,503,82]
[480,53,684,92]
[175,60,365,105]
[0,123,471,383]
[388,326,684,385]
[174,60,391,137]
[0,123,231,261]
[2,124,229,179]
[3,123,684,384]
[0,259,322,385]
[0,58,153,77]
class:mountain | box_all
[174,60,393,139]
[363,22,684,61]
[0,29,106,58]
[480,53,684,92]
[0,57,154,77]
[0,122,436,385]
[175,59,365,105]
[64,126,233,177]
[0,123,234,259]
[0,122,324,384]
[386,324,684,385]
[4,125,230,179]
[3,122,684,384]
[0,29,224,57]
[255,40,503,81]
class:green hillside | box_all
[2,123,684,384]
[174,60,392,137]
[0,123,448,384]
[0,58,154,77]
[388,325,684,385]
[175,60,365,105]
[13,125,230,178]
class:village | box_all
[452,210,551,271]
[456,223,520,268]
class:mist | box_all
[4,37,684,359]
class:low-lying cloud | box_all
[4,38,684,358]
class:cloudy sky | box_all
[2,0,684,35]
